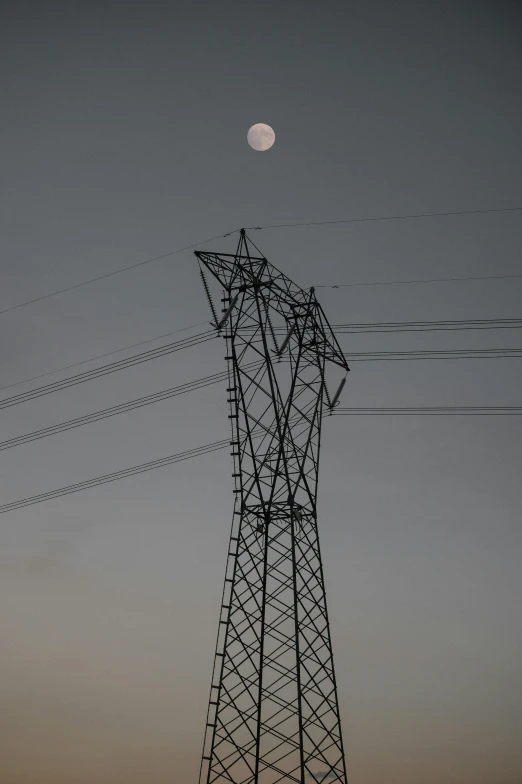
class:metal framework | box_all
[195,230,349,784]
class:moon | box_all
[247,123,275,151]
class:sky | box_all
[0,1,521,782]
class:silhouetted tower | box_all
[195,231,349,784]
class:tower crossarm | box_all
[195,231,349,373]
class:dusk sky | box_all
[1,2,521,783]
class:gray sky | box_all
[0,1,521,782]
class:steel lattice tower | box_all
[195,231,349,784]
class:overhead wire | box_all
[1,340,519,453]
[0,230,239,318]
[315,272,522,289]
[0,320,210,393]
[344,348,522,361]
[0,318,519,416]
[0,362,262,453]
[0,415,300,516]
[0,330,216,411]
[1,321,520,411]
[0,438,233,515]
[246,205,522,231]
[2,206,520,319]
[331,406,522,416]
[331,317,522,333]
[7,314,520,400]
[247,317,522,334]
[1,403,519,515]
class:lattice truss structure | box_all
[195,231,349,784]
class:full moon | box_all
[247,123,275,151]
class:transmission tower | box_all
[195,230,349,784]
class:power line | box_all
[0,417,288,516]
[2,336,518,454]
[316,273,522,289]
[0,402,518,515]
[332,318,522,333]
[0,438,232,515]
[1,342,518,452]
[5,315,519,395]
[246,205,522,231]
[0,330,216,411]
[252,317,522,334]
[332,406,522,416]
[0,320,209,393]
[1,323,519,412]
[345,348,522,361]
[2,207,520,319]
[0,362,262,453]
[0,231,238,318]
